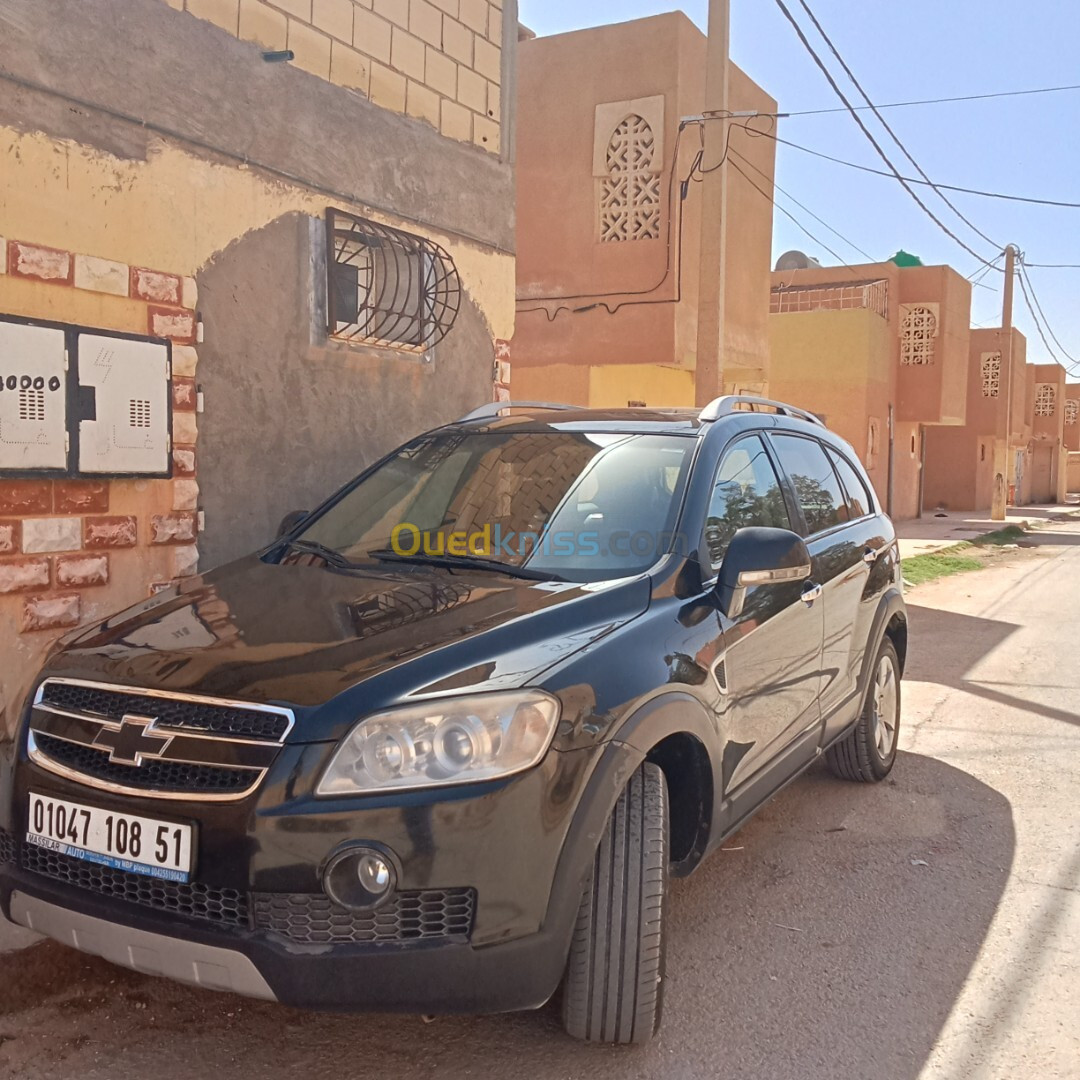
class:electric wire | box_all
[775,82,1080,118]
[792,0,1002,252]
[751,131,1080,209]
[728,146,876,262]
[1018,258,1080,370]
[771,0,997,268]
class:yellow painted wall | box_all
[0,131,514,340]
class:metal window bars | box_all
[326,209,462,352]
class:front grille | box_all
[0,827,15,866]
[34,733,258,795]
[22,843,248,927]
[253,889,476,945]
[39,681,290,742]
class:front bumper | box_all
[0,737,642,1014]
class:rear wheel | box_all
[560,762,668,1044]
[826,637,901,782]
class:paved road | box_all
[3,526,1080,1079]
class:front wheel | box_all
[560,762,669,1044]
[826,637,901,782]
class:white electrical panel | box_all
[0,322,68,471]
[77,333,170,475]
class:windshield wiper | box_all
[281,538,359,569]
[367,549,565,582]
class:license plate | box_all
[27,792,194,883]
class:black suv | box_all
[0,397,906,1044]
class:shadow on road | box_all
[0,751,1013,1080]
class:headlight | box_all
[316,689,561,795]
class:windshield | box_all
[294,430,695,582]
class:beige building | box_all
[768,260,972,520]
[0,0,516,731]
[511,12,777,407]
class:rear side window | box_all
[705,435,791,568]
[770,434,849,535]
[827,448,874,519]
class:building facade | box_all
[512,12,776,408]
[0,0,516,732]
[922,327,1029,512]
[768,261,971,520]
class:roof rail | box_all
[457,400,579,423]
[698,395,825,427]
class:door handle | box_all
[863,547,880,565]
[801,582,823,605]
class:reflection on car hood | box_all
[40,555,651,743]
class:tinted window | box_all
[705,435,791,568]
[827,448,874,519]
[771,434,849,535]
[298,431,694,582]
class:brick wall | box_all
[0,236,200,638]
[171,0,505,154]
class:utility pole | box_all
[694,0,731,407]
[991,243,1017,520]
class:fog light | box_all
[324,846,397,911]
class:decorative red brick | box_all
[55,553,109,587]
[0,481,52,515]
[151,512,197,545]
[148,306,196,344]
[0,520,21,554]
[54,480,109,514]
[130,266,183,305]
[0,557,51,594]
[22,593,80,632]
[173,445,197,476]
[172,377,197,411]
[8,241,73,285]
[84,516,137,548]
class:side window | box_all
[826,447,874,519]
[705,435,791,568]
[770,434,850,535]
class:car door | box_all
[822,444,897,735]
[706,434,825,800]
[767,433,866,728]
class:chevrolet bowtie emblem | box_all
[92,714,174,766]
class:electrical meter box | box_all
[0,321,69,472]
[77,333,171,476]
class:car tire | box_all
[826,637,901,783]
[560,761,669,1045]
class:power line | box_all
[729,146,876,262]
[793,0,1001,252]
[727,155,856,271]
[777,82,1080,118]
[1018,259,1080,370]
[1015,267,1072,372]
[755,131,1080,210]
[770,0,997,268]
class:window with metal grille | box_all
[129,399,151,427]
[900,304,938,365]
[325,209,461,353]
[981,352,1001,398]
[1066,399,1078,426]
[1035,383,1056,417]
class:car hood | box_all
[40,555,651,743]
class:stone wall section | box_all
[171,0,505,153]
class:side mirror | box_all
[276,510,310,538]
[716,527,812,619]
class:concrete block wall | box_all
[173,0,506,153]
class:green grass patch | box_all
[902,548,984,587]
[971,524,1027,547]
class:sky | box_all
[518,0,1080,376]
